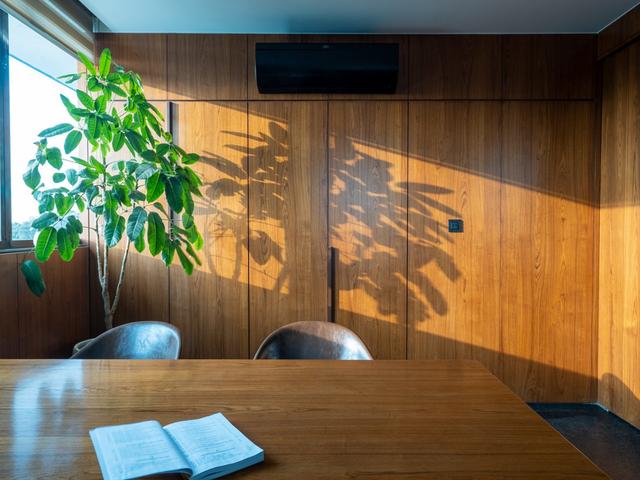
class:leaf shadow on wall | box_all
[194,118,460,328]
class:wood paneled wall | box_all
[598,3,640,59]
[89,33,601,401]
[599,39,640,428]
[0,249,89,358]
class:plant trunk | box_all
[104,311,114,330]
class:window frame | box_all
[0,9,15,250]
[0,8,84,251]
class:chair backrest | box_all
[71,321,181,359]
[254,321,373,360]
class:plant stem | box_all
[110,239,131,316]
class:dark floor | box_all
[530,403,640,480]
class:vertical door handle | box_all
[329,247,338,323]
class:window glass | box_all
[9,15,77,240]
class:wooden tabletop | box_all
[0,360,606,479]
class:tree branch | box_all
[110,239,131,315]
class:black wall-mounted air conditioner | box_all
[255,43,399,94]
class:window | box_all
[0,10,79,247]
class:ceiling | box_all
[79,0,640,34]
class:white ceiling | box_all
[79,0,640,34]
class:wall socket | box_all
[448,219,464,233]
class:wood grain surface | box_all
[0,360,607,479]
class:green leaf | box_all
[35,227,57,262]
[113,184,131,207]
[147,212,166,256]
[89,156,106,174]
[106,83,127,97]
[60,94,80,121]
[67,224,80,249]
[38,123,73,138]
[46,147,63,169]
[193,231,204,251]
[134,163,156,180]
[56,228,74,262]
[32,212,58,229]
[126,206,147,241]
[104,215,125,247]
[99,48,112,77]
[77,90,94,110]
[66,169,78,185]
[64,130,83,154]
[161,241,175,266]
[52,172,66,183]
[77,51,96,75]
[134,226,145,252]
[87,115,98,140]
[20,260,45,297]
[183,153,200,165]
[39,195,55,213]
[94,95,107,113]
[156,144,170,157]
[182,186,194,215]
[130,190,146,202]
[86,76,101,92]
[58,73,82,84]
[112,131,125,151]
[185,242,202,266]
[165,176,184,213]
[125,130,146,153]
[23,164,41,190]
[146,173,164,202]
[72,195,84,212]
[68,215,84,234]
[182,213,194,229]
[55,194,74,216]
[176,246,194,275]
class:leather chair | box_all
[71,321,181,359]
[254,321,373,360]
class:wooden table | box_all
[0,360,606,479]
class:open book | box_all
[89,413,264,480]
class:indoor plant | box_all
[20,48,203,336]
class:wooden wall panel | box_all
[598,3,640,59]
[96,34,167,100]
[501,102,596,402]
[74,33,603,404]
[409,35,502,99]
[167,34,247,100]
[170,101,249,358]
[407,102,502,376]
[0,254,18,358]
[502,35,596,99]
[17,249,90,358]
[329,101,407,360]
[599,42,640,428]
[248,102,328,354]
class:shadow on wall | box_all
[198,119,460,323]
[82,101,602,407]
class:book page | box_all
[164,413,263,477]
[90,420,191,480]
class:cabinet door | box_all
[329,101,407,359]
[407,101,501,374]
[248,102,328,354]
[170,101,249,358]
[501,101,596,401]
[96,34,167,101]
[167,34,247,100]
